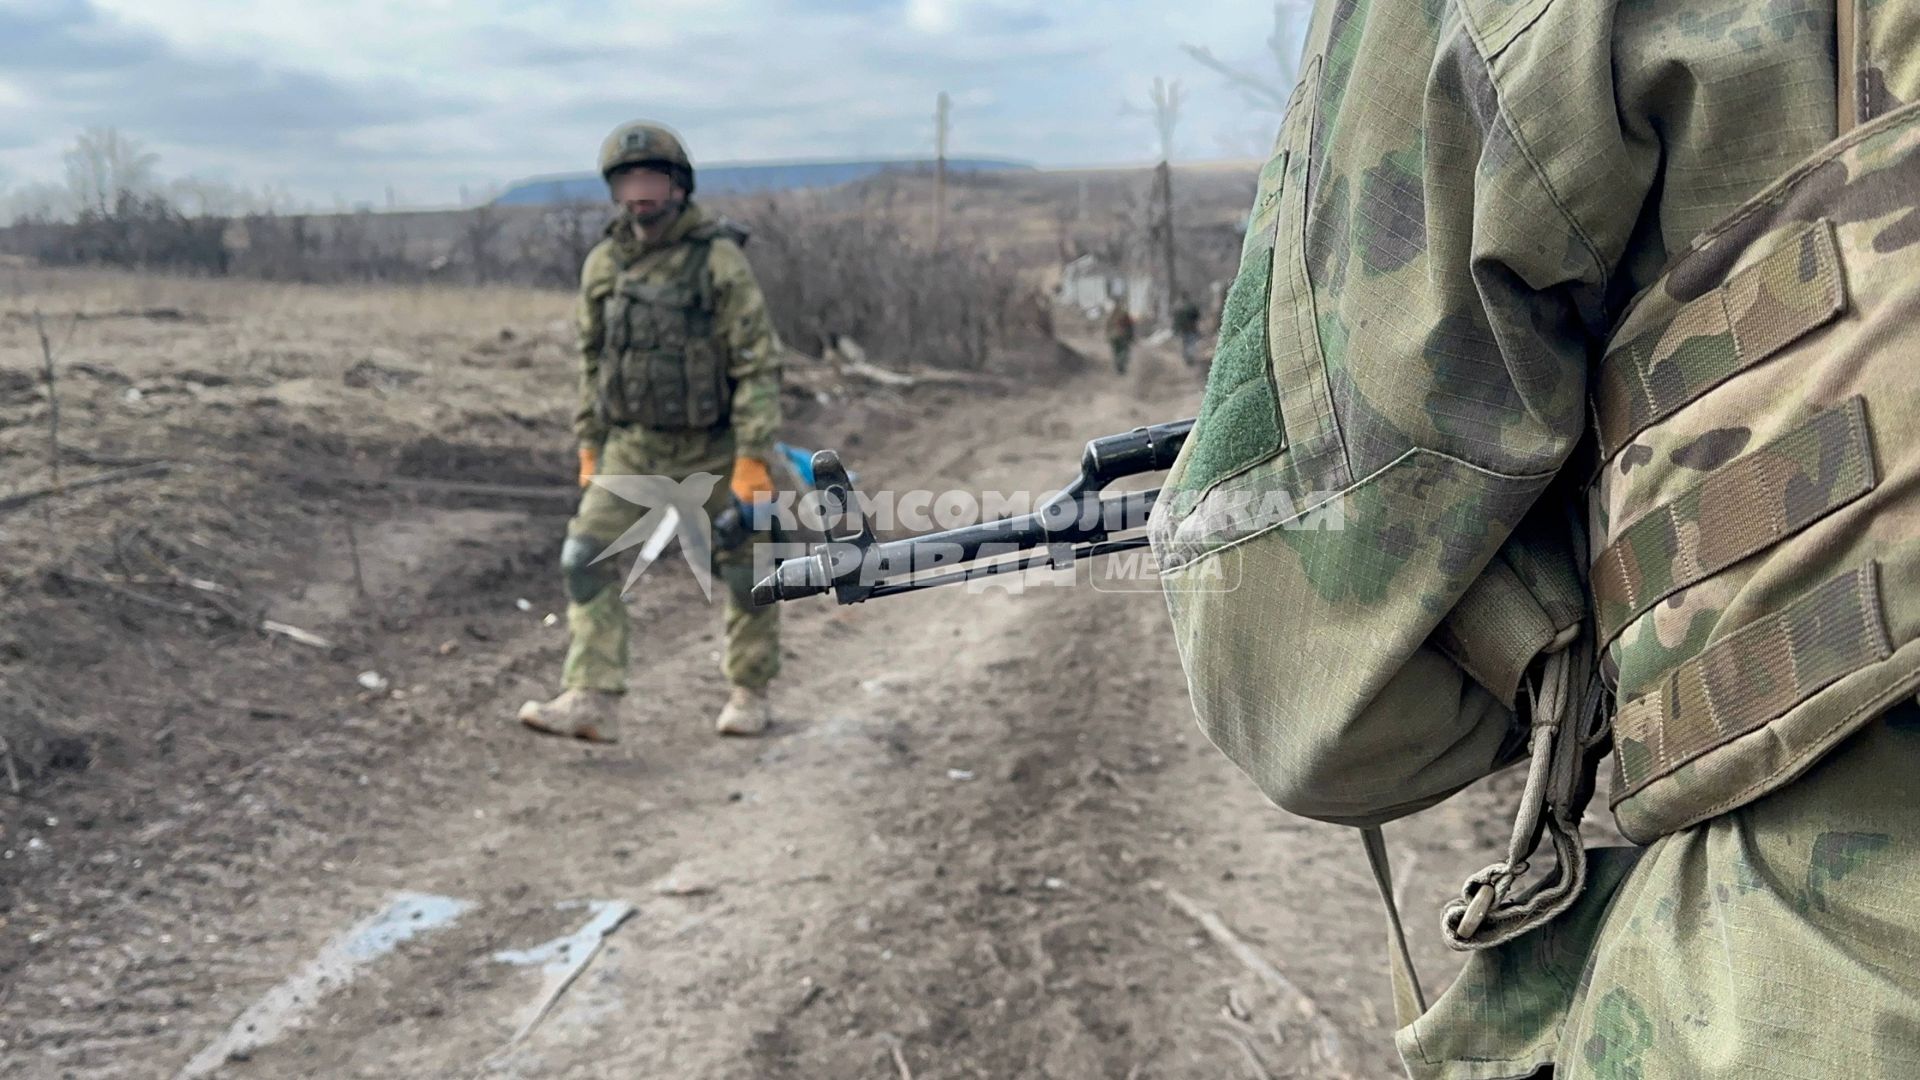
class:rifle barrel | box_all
[753,419,1192,606]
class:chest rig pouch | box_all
[598,234,729,432]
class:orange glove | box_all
[730,455,775,503]
[577,446,599,489]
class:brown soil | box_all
[1,268,1528,1079]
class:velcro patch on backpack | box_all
[1593,398,1877,644]
[1595,220,1845,460]
[1611,564,1892,802]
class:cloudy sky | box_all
[0,0,1307,209]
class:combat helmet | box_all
[598,121,695,195]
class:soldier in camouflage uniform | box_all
[1171,293,1203,367]
[1105,304,1136,375]
[519,121,782,743]
[1150,1,1920,1076]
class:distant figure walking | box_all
[1105,305,1135,375]
[1171,294,1203,367]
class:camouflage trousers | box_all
[560,425,780,695]
[1110,339,1132,374]
[1399,702,1920,1079]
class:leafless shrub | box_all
[15,191,227,274]
[458,203,506,283]
[732,191,1030,370]
[3,155,1253,369]
[524,201,609,288]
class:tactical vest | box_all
[596,228,730,432]
[1590,100,1920,844]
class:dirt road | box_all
[0,275,1521,1079]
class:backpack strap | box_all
[1838,0,1861,135]
[688,235,718,317]
[1360,826,1429,1028]
[1442,633,1611,951]
[684,215,751,248]
[681,215,754,315]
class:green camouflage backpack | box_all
[1428,14,1920,955]
[1590,92,1920,844]
[1151,0,1920,997]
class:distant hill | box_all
[495,157,1035,206]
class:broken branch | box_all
[260,620,336,651]
[1179,44,1292,112]
[53,569,205,617]
[92,572,241,598]
[33,310,60,495]
[887,1038,915,1080]
[337,474,577,501]
[843,359,919,389]
[0,733,21,795]
[344,515,368,601]
[0,462,174,514]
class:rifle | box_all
[752,419,1192,606]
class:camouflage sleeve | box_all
[573,240,618,448]
[1152,0,1664,825]
[709,238,783,460]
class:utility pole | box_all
[1149,77,1184,324]
[934,91,951,247]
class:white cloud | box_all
[2,0,1300,207]
[905,0,961,34]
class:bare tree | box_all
[1183,1,1313,114]
[3,180,75,223]
[166,176,262,218]
[1132,78,1185,323]
[1147,77,1184,163]
[934,91,951,247]
[331,208,374,277]
[461,202,505,283]
[529,200,606,286]
[735,191,1027,370]
[63,128,159,217]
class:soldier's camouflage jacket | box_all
[1151,0,1920,1075]
[573,202,782,459]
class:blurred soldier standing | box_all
[519,121,782,742]
[1104,304,1135,375]
[1152,1,1920,1077]
[1171,293,1202,367]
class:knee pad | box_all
[561,534,617,605]
[719,558,760,610]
